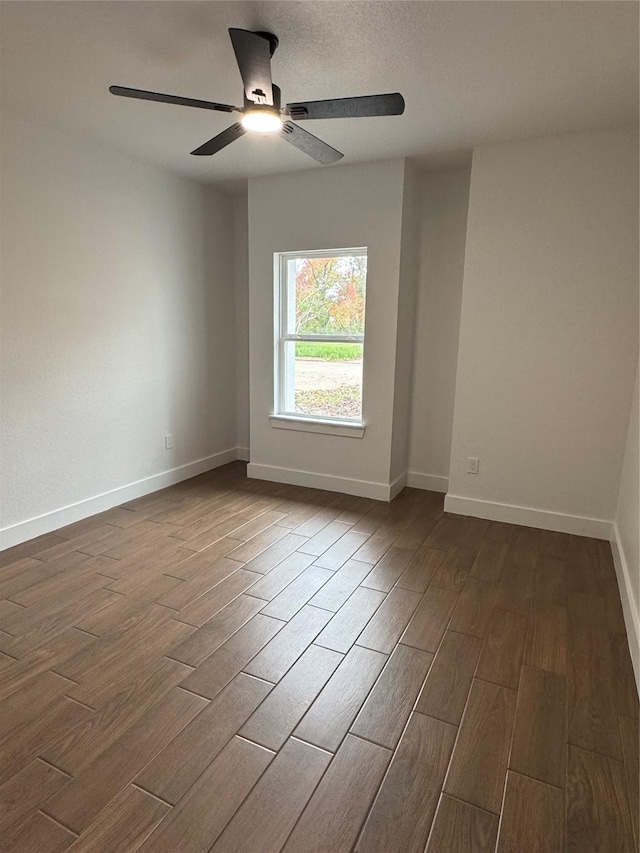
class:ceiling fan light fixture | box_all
[241,108,283,133]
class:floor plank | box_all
[243,604,332,682]
[165,538,243,580]
[470,539,509,584]
[524,599,568,675]
[43,687,206,832]
[361,546,416,592]
[41,657,192,776]
[448,577,498,638]
[496,771,564,853]
[56,603,178,682]
[443,678,516,814]
[0,694,94,786]
[510,665,567,788]
[314,586,386,653]
[209,737,332,853]
[351,643,433,749]
[423,515,466,551]
[64,785,168,853]
[494,560,534,616]
[0,669,75,742]
[294,644,387,752]
[568,651,622,761]
[429,545,475,591]
[244,551,315,601]
[179,613,284,699]
[415,630,482,725]
[175,568,264,627]
[282,735,391,853]
[566,745,635,853]
[260,566,334,621]
[67,618,193,709]
[0,557,65,602]
[396,547,447,593]
[610,633,640,719]
[137,736,274,853]
[351,532,397,564]
[0,628,94,703]
[297,521,354,558]
[0,810,76,853]
[231,509,289,542]
[568,591,610,661]
[239,644,343,751]
[475,607,528,690]
[356,586,422,654]
[0,533,67,568]
[313,530,371,569]
[425,795,498,853]
[226,526,290,564]
[619,715,639,851]
[400,585,459,652]
[241,533,311,574]
[534,556,568,606]
[307,558,372,611]
[357,713,457,853]
[290,507,342,538]
[167,593,266,667]
[156,557,242,610]
[0,758,70,835]
[0,597,31,622]
[136,672,271,804]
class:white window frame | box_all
[273,247,367,435]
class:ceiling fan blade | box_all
[228,29,273,105]
[286,93,405,120]
[191,123,246,156]
[280,122,343,165]
[109,86,237,113]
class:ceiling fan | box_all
[109,28,405,165]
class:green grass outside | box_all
[295,342,362,361]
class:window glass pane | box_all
[285,255,367,336]
[283,341,364,420]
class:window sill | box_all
[269,415,365,439]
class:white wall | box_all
[407,167,471,490]
[233,194,250,455]
[0,109,238,546]
[613,366,639,686]
[446,127,639,537]
[246,160,407,499]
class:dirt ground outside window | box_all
[294,358,363,419]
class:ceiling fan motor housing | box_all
[244,83,281,114]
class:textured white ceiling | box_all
[1,1,637,191]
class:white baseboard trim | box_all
[236,446,250,462]
[389,473,407,500]
[0,448,241,551]
[406,471,449,493]
[444,494,612,540]
[247,462,393,502]
[610,522,640,694]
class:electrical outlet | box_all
[466,457,479,474]
[165,434,173,450]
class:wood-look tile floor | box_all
[0,462,637,853]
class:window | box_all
[274,248,367,426]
